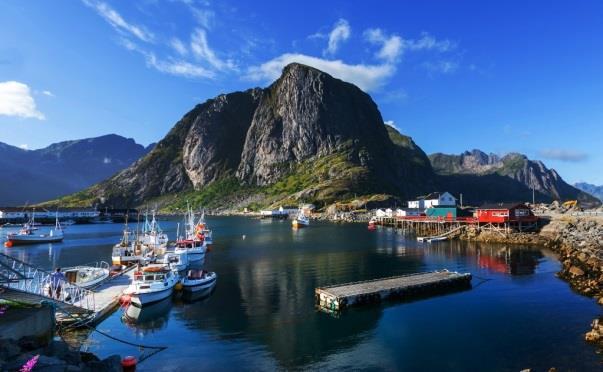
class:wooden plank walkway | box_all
[85,266,136,325]
[315,270,472,312]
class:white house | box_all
[395,208,422,217]
[0,208,26,219]
[408,192,456,209]
[375,209,387,218]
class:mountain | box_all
[0,134,151,205]
[429,150,601,207]
[57,63,434,210]
[574,182,603,202]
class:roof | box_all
[412,192,455,200]
[478,203,529,210]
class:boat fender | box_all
[174,282,183,291]
[4,241,13,248]
[119,294,131,307]
[121,356,137,372]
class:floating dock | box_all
[58,266,136,326]
[315,270,472,312]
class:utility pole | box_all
[460,193,463,208]
[531,168,535,205]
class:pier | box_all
[0,252,135,326]
[315,270,472,312]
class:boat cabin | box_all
[176,239,204,248]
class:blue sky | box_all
[1,0,602,184]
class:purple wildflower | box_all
[20,354,39,372]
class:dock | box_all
[0,251,136,327]
[54,266,136,325]
[315,270,472,312]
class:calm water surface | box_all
[2,217,601,371]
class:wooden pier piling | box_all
[315,270,472,312]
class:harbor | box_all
[1,216,601,370]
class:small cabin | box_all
[476,203,536,223]
[395,208,421,217]
[425,206,457,220]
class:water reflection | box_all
[122,297,172,334]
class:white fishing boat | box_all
[292,210,309,228]
[6,215,64,246]
[173,205,207,262]
[174,239,206,262]
[162,251,188,271]
[123,265,179,307]
[111,223,149,266]
[138,211,169,252]
[58,262,110,289]
[182,269,217,293]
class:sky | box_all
[1,0,602,184]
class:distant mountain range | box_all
[429,150,600,207]
[40,63,600,210]
[0,135,153,205]
[574,182,603,202]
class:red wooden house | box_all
[475,203,537,224]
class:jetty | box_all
[0,252,135,326]
[315,270,472,312]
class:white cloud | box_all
[0,81,45,120]
[83,0,154,43]
[19,144,29,150]
[538,149,589,162]
[190,8,215,29]
[146,52,215,79]
[422,60,459,74]
[364,29,403,63]
[246,53,394,92]
[121,38,214,79]
[324,19,351,56]
[364,29,454,63]
[190,28,236,71]
[170,38,188,56]
[41,90,54,97]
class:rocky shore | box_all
[539,215,603,347]
[0,336,120,371]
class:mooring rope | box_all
[53,302,167,364]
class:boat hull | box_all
[129,287,174,307]
[183,276,217,292]
[7,235,64,245]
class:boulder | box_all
[569,266,585,277]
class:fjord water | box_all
[2,217,601,371]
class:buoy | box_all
[174,282,183,291]
[4,241,13,248]
[121,356,137,372]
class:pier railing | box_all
[0,253,95,312]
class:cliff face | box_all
[73,63,433,208]
[430,150,601,207]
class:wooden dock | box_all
[315,270,472,312]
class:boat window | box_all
[144,275,155,281]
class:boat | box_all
[46,262,110,291]
[173,206,207,262]
[138,211,169,252]
[162,251,188,271]
[195,211,213,246]
[181,269,217,293]
[5,215,64,246]
[111,223,148,266]
[61,219,76,226]
[174,239,206,262]
[292,210,310,228]
[123,265,179,307]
